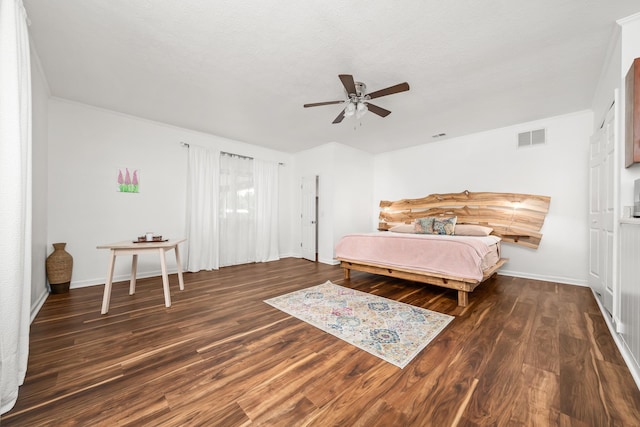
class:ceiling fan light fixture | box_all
[344,101,356,117]
[355,102,368,119]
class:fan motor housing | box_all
[352,82,366,97]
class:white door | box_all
[301,175,318,262]
[589,103,615,314]
[588,129,603,298]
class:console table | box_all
[97,238,186,314]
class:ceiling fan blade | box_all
[338,74,357,96]
[304,100,344,108]
[367,82,410,100]
[365,103,391,118]
[332,109,346,124]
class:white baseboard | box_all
[69,266,588,289]
[318,257,340,266]
[71,257,315,289]
[279,254,337,265]
[278,252,300,259]
[498,269,588,287]
[30,289,49,323]
[69,269,180,289]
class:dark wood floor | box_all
[3,258,640,426]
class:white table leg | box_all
[101,250,117,314]
[129,254,138,295]
[159,247,171,307]
[174,244,185,291]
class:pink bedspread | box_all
[335,232,499,281]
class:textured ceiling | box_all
[24,0,640,154]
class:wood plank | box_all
[379,190,551,249]
[380,190,551,213]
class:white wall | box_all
[373,111,593,285]
[30,47,50,314]
[330,143,375,252]
[293,142,373,264]
[48,99,293,287]
[592,27,622,133]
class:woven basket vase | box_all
[46,243,73,294]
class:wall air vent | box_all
[517,128,546,148]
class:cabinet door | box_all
[625,57,640,167]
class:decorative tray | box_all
[133,236,168,243]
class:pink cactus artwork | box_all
[117,168,139,193]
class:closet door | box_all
[589,103,615,314]
[301,175,318,262]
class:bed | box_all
[335,190,550,307]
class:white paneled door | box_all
[301,175,318,262]
[589,103,615,314]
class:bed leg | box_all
[343,268,351,280]
[457,291,468,307]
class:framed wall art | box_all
[117,168,139,193]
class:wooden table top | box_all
[97,238,186,250]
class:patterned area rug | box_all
[264,281,454,368]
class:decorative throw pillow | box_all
[389,223,416,233]
[432,216,457,235]
[413,217,435,234]
[454,224,493,236]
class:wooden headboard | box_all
[378,190,551,249]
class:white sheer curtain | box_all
[254,159,279,263]
[185,145,220,271]
[0,0,32,415]
[186,151,280,271]
[219,153,255,267]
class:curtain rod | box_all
[180,142,284,166]
[222,151,253,161]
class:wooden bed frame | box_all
[338,257,507,307]
[338,190,550,307]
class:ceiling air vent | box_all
[517,128,546,148]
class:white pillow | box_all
[454,224,493,236]
[389,223,415,233]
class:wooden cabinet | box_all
[626,57,640,167]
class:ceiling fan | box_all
[304,74,410,124]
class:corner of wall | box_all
[30,39,50,318]
[29,38,52,97]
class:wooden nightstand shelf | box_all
[377,222,390,231]
[500,233,528,243]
